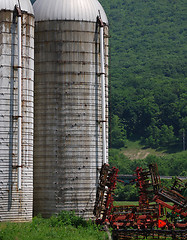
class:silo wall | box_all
[34,20,108,219]
[0,10,34,221]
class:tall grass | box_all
[0,211,107,240]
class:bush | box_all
[114,182,138,201]
[49,210,89,228]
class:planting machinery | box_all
[94,163,187,239]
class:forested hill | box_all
[99,0,187,149]
[31,0,187,150]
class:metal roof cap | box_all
[33,0,108,24]
[0,0,34,15]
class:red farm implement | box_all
[94,164,187,239]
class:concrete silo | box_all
[0,0,34,221]
[33,0,109,219]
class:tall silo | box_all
[0,0,34,221]
[33,0,109,219]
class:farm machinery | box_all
[93,163,187,239]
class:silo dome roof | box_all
[0,0,34,15]
[33,0,108,24]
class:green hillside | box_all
[99,0,187,150]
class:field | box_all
[0,219,174,240]
[0,212,107,240]
[0,209,176,240]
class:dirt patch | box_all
[123,149,165,160]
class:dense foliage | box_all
[0,211,107,240]
[99,0,187,149]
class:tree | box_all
[159,125,175,146]
[110,115,127,148]
[144,123,176,148]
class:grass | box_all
[0,212,107,240]
[0,210,176,240]
[113,201,139,206]
[0,207,179,240]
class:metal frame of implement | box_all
[94,163,187,239]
